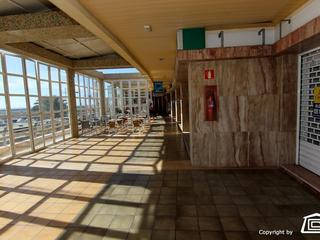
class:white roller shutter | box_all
[298,47,320,176]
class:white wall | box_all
[206,28,275,48]
[177,0,319,49]
[275,0,320,40]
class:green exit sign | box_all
[182,28,205,50]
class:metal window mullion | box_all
[89,78,92,120]
[58,69,65,140]
[128,81,132,118]
[146,80,150,121]
[48,66,56,143]
[91,79,95,118]
[83,76,88,120]
[65,68,72,136]
[22,58,35,152]
[138,81,141,114]
[97,79,101,117]
[89,78,92,119]
[86,77,90,120]
[4,72,24,78]
[36,63,46,147]
[76,74,82,121]
[111,81,115,118]
[1,54,15,156]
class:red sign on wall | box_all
[204,69,215,80]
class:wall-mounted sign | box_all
[204,85,218,121]
[204,69,215,80]
[154,81,164,93]
[314,87,320,103]
[313,86,320,119]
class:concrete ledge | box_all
[282,164,320,197]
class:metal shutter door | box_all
[298,48,320,176]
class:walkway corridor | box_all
[0,119,319,240]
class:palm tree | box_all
[31,97,68,117]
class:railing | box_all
[0,119,70,146]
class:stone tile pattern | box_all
[177,45,273,61]
[0,119,319,240]
[177,17,320,61]
[189,55,297,167]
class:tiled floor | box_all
[0,118,319,240]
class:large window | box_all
[74,73,101,135]
[104,82,113,117]
[105,79,149,118]
[0,50,71,161]
[74,73,101,121]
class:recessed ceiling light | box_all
[144,25,152,32]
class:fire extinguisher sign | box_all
[204,69,215,80]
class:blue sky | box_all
[97,68,140,74]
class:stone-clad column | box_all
[67,68,78,138]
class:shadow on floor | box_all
[0,119,319,240]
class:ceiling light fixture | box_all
[144,25,152,32]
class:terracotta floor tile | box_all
[0,119,319,240]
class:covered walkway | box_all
[0,119,319,240]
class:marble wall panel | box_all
[280,93,297,132]
[217,96,247,132]
[247,95,280,132]
[274,16,320,54]
[248,132,279,167]
[247,58,277,96]
[189,55,297,168]
[276,55,298,94]
[216,132,248,167]
[220,60,248,96]
[278,132,297,165]
[177,45,273,61]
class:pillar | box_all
[67,68,78,138]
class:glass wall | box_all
[74,73,101,120]
[0,50,71,161]
[74,73,101,135]
[104,79,149,118]
[0,56,11,160]
[104,81,113,118]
